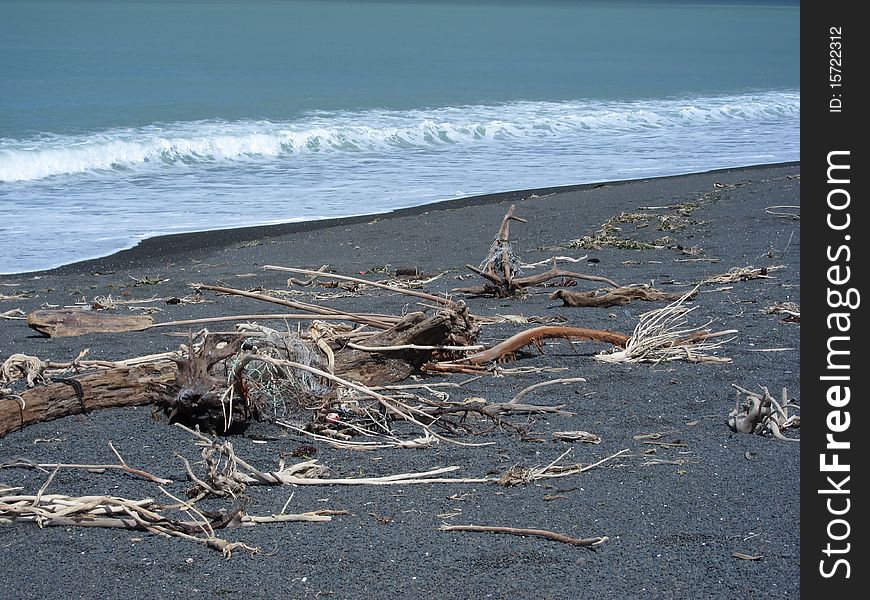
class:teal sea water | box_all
[0,0,799,273]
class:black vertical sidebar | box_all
[802,2,866,596]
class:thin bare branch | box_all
[440,524,607,547]
[263,266,455,307]
[509,377,587,404]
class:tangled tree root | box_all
[454,205,619,297]
[594,291,735,364]
[728,385,799,442]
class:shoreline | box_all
[2,161,798,279]
[0,162,800,599]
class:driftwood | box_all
[594,292,736,364]
[161,333,246,432]
[454,205,619,297]
[509,377,587,404]
[728,385,799,441]
[179,425,490,496]
[550,285,691,308]
[2,442,172,485]
[0,363,176,437]
[764,302,800,323]
[439,524,608,548]
[3,292,734,438]
[333,309,477,386]
[196,283,399,329]
[2,303,479,436]
[2,269,728,441]
[263,265,456,308]
[552,431,602,444]
[458,263,619,297]
[448,326,630,366]
[0,488,341,557]
[429,294,735,371]
[27,309,153,337]
[700,265,784,285]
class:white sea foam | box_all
[0,90,799,273]
[0,91,799,183]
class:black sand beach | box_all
[0,164,800,599]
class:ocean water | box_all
[0,0,800,274]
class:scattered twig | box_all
[264,265,455,308]
[732,552,764,561]
[284,264,330,286]
[195,284,398,329]
[439,524,607,548]
[498,448,629,486]
[179,424,490,491]
[150,313,399,329]
[1,444,172,485]
[345,342,484,353]
[700,265,784,285]
[0,486,344,557]
[763,302,800,323]
[746,348,794,353]
[642,458,695,466]
[519,255,587,269]
[764,205,799,219]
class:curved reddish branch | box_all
[459,326,630,365]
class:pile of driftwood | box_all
[0,422,625,554]
[1,205,742,440]
[1,292,734,441]
[0,203,794,555]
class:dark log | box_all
[333,309,477,386]
[1,363,175,437]
[164,333,246,432]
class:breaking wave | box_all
[0,91,799,183]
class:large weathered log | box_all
[1,363,176,437]
[333,309,477,386]
[3,306,478,435]
[27,309,153,338]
